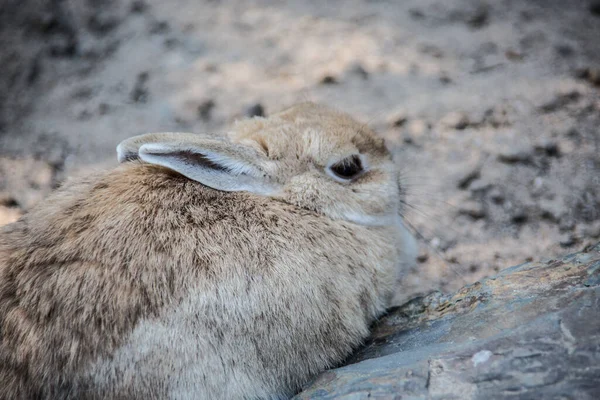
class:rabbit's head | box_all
[117,103,405,226]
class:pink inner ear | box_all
[164,151,231,172]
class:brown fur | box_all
[0,103,415,399]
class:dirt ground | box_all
[1,0,599,304]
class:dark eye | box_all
[329,155,363,180]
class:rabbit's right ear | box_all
[137,138,280,195]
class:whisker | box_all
[400,214,467,280]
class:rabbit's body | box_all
[0,103,415,399]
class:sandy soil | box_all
[1,0,600,304]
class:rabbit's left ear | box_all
[117,133,209,163]
[134,136,279,195]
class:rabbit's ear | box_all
[117,133,206,163]
[138,140,280,195]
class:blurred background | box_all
[1,0,599,304]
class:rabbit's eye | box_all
[329,155,363,180]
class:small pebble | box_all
[131,0,147,13]
[246,103,265,118]
[346,63,369,80]
[497,148,532,164]
[319,75,338,85]
[417,249,429,263]
[539,199,563,222]
[467,6,489,29]
[440,111,470,130]
[0,195,18,208]
[577,67,600,86]
[87,12,119,35]
[439,74,452,84]
[582,221,600,238]
[559,233,576,248]
[559,218,576,232]
[98,103,110,115]
[387,110,408,127]
[457,168,480,190]
[505,49,524,61]
[488,187,505,204]
[149,21,170,35]
[407,119,430,136]
[468,179,491,192]
[130,72,149,103]
[458,200,486,219]
[534,139,560,157]
[539,91,581,113]
[510,208,528,224]
[197,99,216,121]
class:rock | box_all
[559,232,577,247]
[0,195,18,208]
[487,187,504,205]
[440,111,470,130]
[539,198,564,222]
[416,249,428,263]
[319,75,338,85]
[505,49,524,61]
[577,67,600,86]
[497,147,532,164]
[510,207,528,224]
[387,110,408,128]
[197,99,215,121]
[555,43,575,57]
[582,221,600,238]
[439,73,452,84]
[534,139,560,157]
[457,167,480,190]
[130,0,147,13]
[467,6,489,29]
[458,200,486,219]
[87,12,119,35]
[408,8,425,20]
[48,35,77,57]
[469,179,492,193]
[296,243,600,398]
[130,71,149,103]
[345,63,369,80]
[149,20,170,35]
[539,91,581,112]
[246,103,265,118]
[406,119,430,136]
[559,217,576,232]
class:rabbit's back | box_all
[0,162,401,399]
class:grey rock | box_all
[458,200,486,219]
[457,167,480,190]
[130,71,149,103]
[497,148,532,164]
[345,63,369,80]
[577,67,600,86]
[296,243,600,399]
[197,99,216,121]
[467,179,491,193]
[488,186,504,204]
[559,233,577,247]
[246,103,265,118]
[319,75,338,85]
[440,111,470,130]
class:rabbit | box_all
[0,102,417,400]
